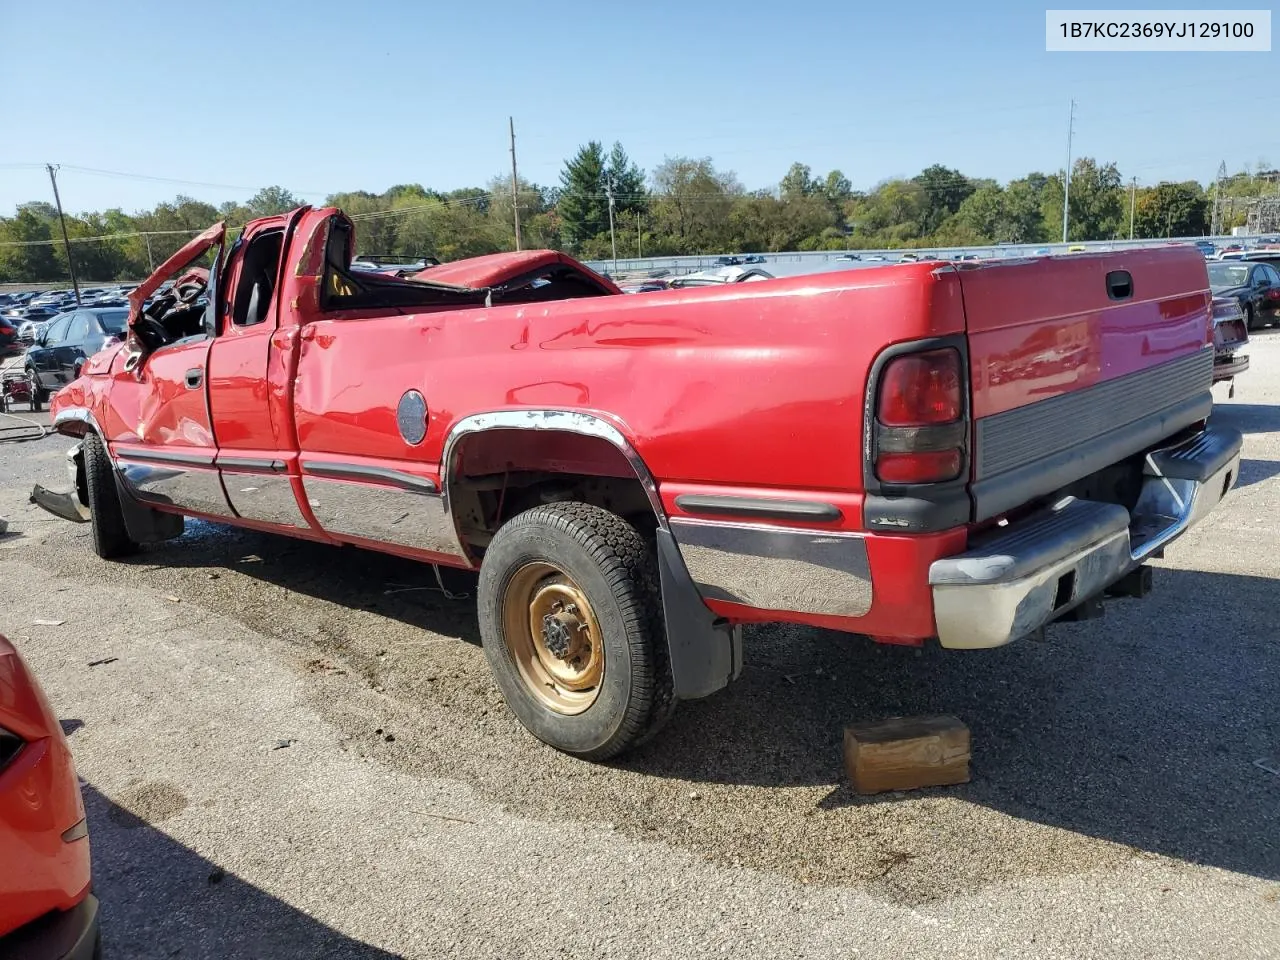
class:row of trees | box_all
[2,149,1275,283]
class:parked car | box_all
[1194,240,1216,258]
[24,308,128,410]
[32,209,1239,762]
[17,318,50,345]
[835,253,861,261]
[1211,297,1249,393]
[11,305,61,324]
[743,255,767,264]
[669,266,774,286]
[0,634,100,958]
[1227,250,1280,268]
[712,256,742,266]
[1206,260,1280,330]
[617,279,672,294]
[0,316,21,359]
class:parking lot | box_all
[1,339,1278,959]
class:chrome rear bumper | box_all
[929,425,1241,649]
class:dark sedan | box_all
[1207,260,1280,330]
[24,308,127,410]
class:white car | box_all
[17,319,50,345]
[668,266,774,287]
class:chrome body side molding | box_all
[116,457,237,520]
[222,472,310,528]
[302,460,437,494]
[669,518,874,618]
[302,477,466,559]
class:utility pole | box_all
[605,174,618,272]
[1212,161,1227,236]
[143,233,155,272]
[46,164,81,304]
[636,212,642,258]
[508,117,522,251]
[1061,98,1075,243]
[1129,176,1137,239]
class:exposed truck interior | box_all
[320,216,619,312]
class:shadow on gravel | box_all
[1236,458,1280,488]
[625,566,1280,883]
[106,518,1280,886]
[1212,402,1280,435]
[82,783,401,960]
[120,519,482,646]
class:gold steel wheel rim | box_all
[502,561,604,715]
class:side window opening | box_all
[66,314,91,342]
[231,230,285,327]
[44,315,72,344]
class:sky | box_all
[0,0,1275,217]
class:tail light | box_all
[1267,290,1280,302]
[872,347,967,485]
[0,324,15,336]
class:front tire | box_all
[83,433,138,559]
[477,502,675,760]
[1244,304,1258,331]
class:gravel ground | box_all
[1,338,1278,959]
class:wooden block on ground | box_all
[843,715,970,795]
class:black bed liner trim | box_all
[673,494,841,522]
[302,460,438,494]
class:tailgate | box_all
[959,248,1214,522]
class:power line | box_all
[1062,98,1076,243]
[55,164,331,198]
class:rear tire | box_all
[477,501,675,760]
[83,433,137,559]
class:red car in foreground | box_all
[0,634,99,960]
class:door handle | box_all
[184,368,204,389]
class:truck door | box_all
[30,314,72,389]
[113,320,231,521]
[206,210,316,531]
[109,227,235,521]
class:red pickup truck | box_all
[33,207,1241,759]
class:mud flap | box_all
[113,471,185,544]
[655,527,743,700]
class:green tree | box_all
[1002,174,1050,243]
[650,156,741,254]
[1134,182,1209,238]
[913,165,974,235]
[780,162,818,201]
[558,142,609,251]
[1043,158,1125,241]
[604,142,646,218]
[949,184,1006,242]
[847,179,926,246]
[0,208,61,283]
[247,186,301,217]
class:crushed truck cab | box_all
[35,206,1240,758]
